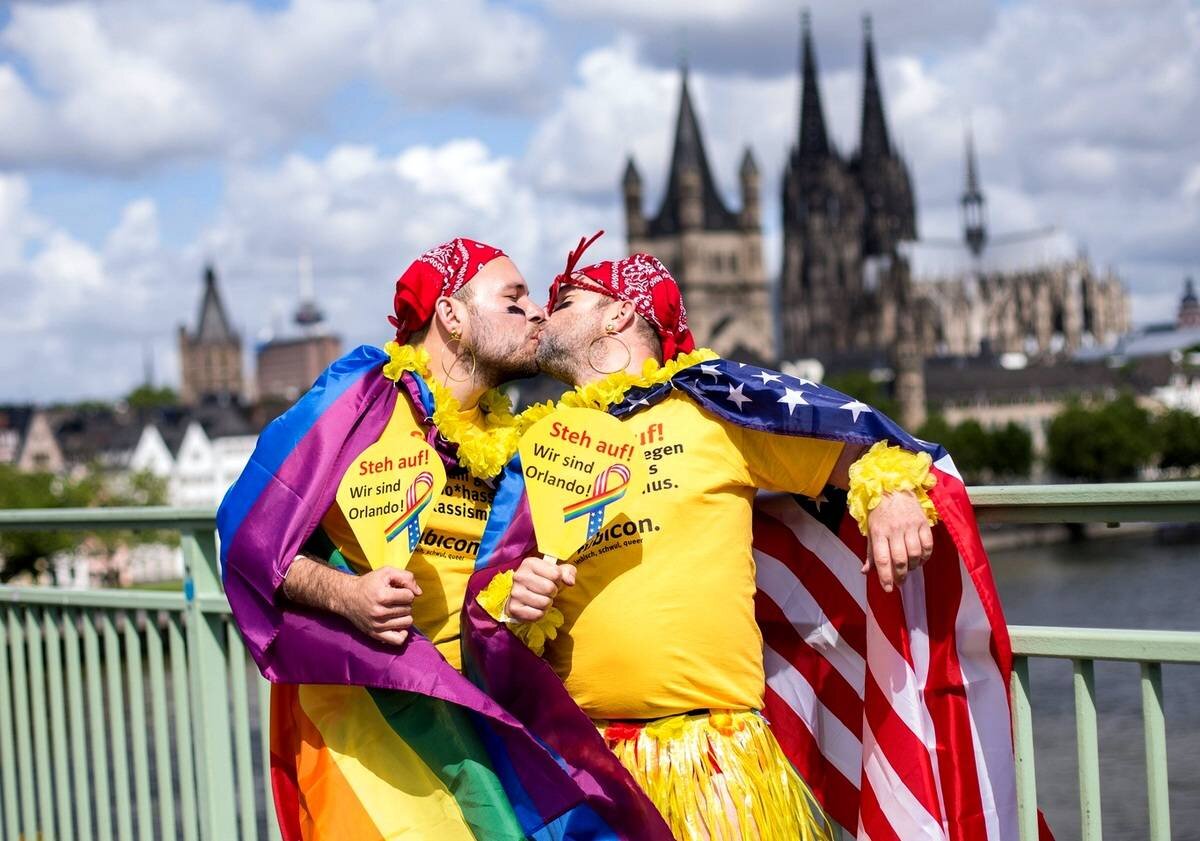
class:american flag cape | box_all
[218,345,673,840]
[466,357,1053,841]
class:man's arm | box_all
[828,444,935,593]
[283,555,422,646]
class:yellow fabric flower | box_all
[510,606,564,657]
[644,713,691,742]
[473,569,565,656]
[381,341,431,383]
[475,570,515,621]
[846,440,939,536]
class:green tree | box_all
[915,414,954,448]
[1046,395,1157,481]
[987,422,1034,479]
[125,385,178,410]
[949,419,991,480]
[0,466,89,582]
[0,466,168,582]
[1155,409,1200,473]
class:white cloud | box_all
[538,0,995,76]
[194,139,606,363]
[369,0,551,112]
[0,175,188,400]
[0,0,551,173]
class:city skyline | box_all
[2,0,1198,401]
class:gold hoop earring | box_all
[441,346,476,383]
[587,333,631,376]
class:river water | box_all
[987,528,1200,840]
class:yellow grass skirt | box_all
[597,710,834,841]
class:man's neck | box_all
[419,340,489,410]
[573,348,654,386]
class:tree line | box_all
[917,395,1200,483]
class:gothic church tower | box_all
[779,13,918,362]
[624,65,774,361]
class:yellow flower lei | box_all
[381,341,523,480]
[381,342,716,479]
[517,347,719,425]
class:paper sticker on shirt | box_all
[335,411,446,570]
[518,407,643,560]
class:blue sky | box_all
[1,0,1198,401]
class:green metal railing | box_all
[0,508,272,841]
[971,482,1200,841]
[0,482,1198,840]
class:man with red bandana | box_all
[270,238,546,838]
[501,239,937,840]
[283,238,545,665]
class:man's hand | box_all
[507,556,576,623]
[862,490,934,593]
[340,567,422,646]
[283,556,422,646]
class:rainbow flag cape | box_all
[467,359,1054,841]
[217,345,672,840]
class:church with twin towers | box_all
[622,13,1128,379]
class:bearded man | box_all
[221,238,574,840]
[281,239,545,667]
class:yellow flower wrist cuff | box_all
[475,570,564,656]
[846,441,939,536]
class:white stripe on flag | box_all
[861,724,949,841]
[933,455,962,482]
[756,494,867,611]
[900,568,949,827]
[756,550,866,694]
[864,611,941,756]
[763,644,863,785]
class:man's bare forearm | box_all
[282,555,354,616]
[828,443,866,489]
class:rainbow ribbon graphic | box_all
[384,471,436,552]
[562,463,631,540]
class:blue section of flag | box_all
[612,358,947,460]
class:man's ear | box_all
[606,300,638,333]
[433,296,465,338]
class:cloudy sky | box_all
[2,0,1197,402]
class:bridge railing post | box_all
[182,527,237,841]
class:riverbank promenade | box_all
[1,482,1198,841]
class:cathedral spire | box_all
[797,9,831,159]
[961,125,987,257]
[647,63,738,236]
[859,14,892,162]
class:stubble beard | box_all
[470,315,539,388]
[535,317,596,386]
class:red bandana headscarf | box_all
[389,238,506,343]
[547,231,696,361]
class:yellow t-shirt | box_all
[547,393,843,719]
[319,398,495,670]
